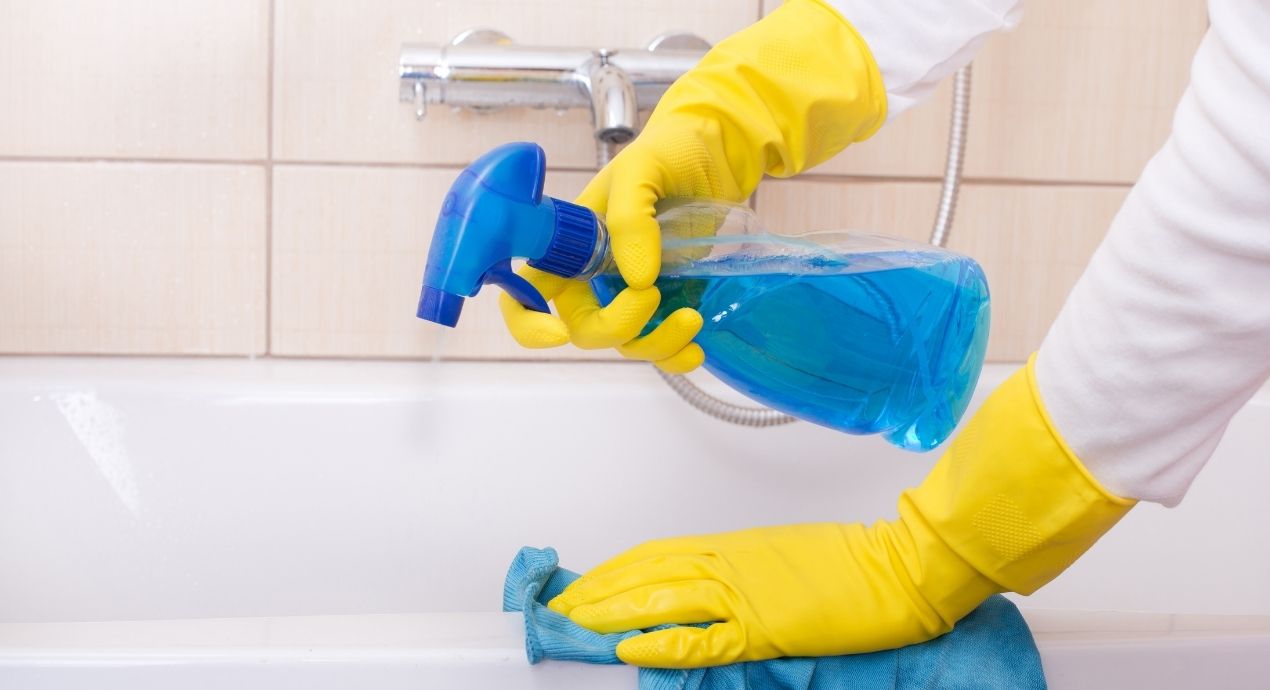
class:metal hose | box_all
[930,64,972,249]
[654,369,796,427]
[657,64,973,425]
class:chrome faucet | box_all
[581,49,638,146]
[399,29,710,165]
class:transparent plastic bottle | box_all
[417,143,990,451]
[584,201,991,451]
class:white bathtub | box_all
[1,357,1268,689]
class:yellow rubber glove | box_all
[500,0,888,373]
[548,355,1136,668]
[498,268,705,374]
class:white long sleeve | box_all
[825,0,1023,114]
[1036,0,1270,506]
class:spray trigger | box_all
[483,258,550,313]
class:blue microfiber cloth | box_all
[503,546,1046,690]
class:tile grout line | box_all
[749,3,764,218]
[768,174,1136,189]
[264,0,275,357]
[0,154,270,165]
[0,154,1136,189]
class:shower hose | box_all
[657,65,973,427]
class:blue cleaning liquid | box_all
[592,251,990,451]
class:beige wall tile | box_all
[951,184,1128,360]
[271,164,616,359]
[0,0,1178,367]
[0,163,266,355]
[755,178,939,245]
[273,0,759,166]
[756,178,1128,361]
[965,0,1206,183]
[0,1,268,160]
[766,0,1206,184]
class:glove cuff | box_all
[799,0,889,142]
[905,355,1136,601]
[653,0,888,189]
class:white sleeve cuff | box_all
[825,0,1022,114]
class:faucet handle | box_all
[645,32,711,53]
[449,28,513,48]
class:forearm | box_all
[825,0,1023,113]
[1036,0,1270,506]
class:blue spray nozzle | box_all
[416,142,600,327]
[416,285,465,326]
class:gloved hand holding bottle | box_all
[498,0,887,372]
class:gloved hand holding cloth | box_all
[548,358,1135,668]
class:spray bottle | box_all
[417,142,990,450]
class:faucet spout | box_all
[581,49,638,148]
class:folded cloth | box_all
[503,547,1046,690]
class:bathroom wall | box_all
[0,0,1208,362]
